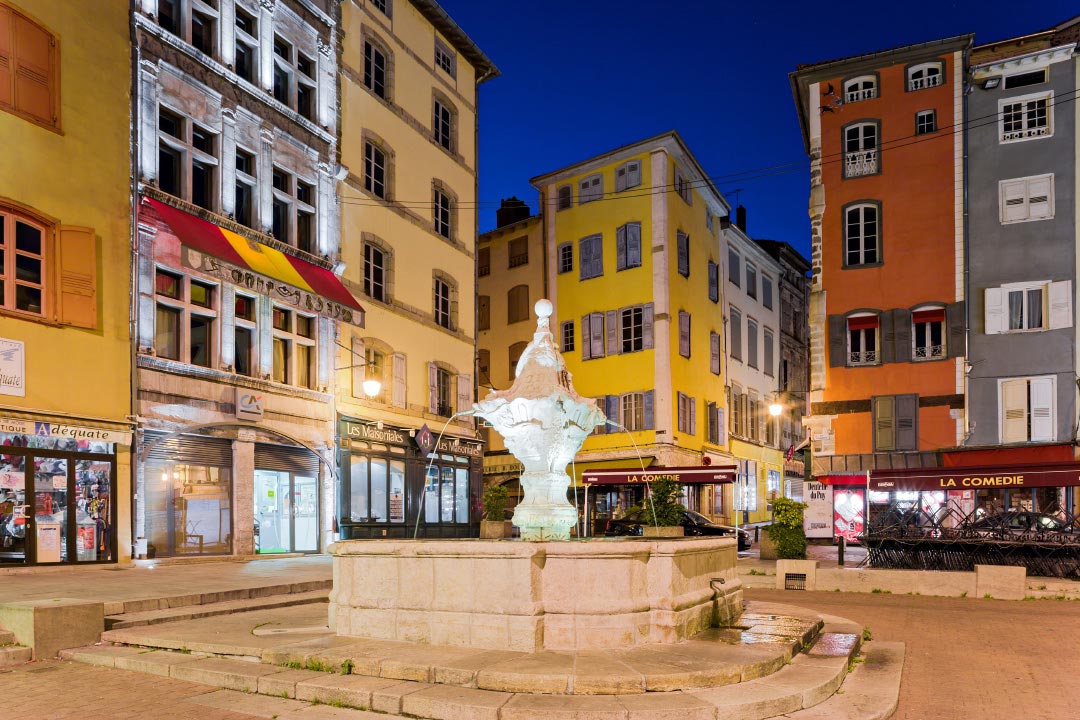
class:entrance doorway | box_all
[254,470,318,553]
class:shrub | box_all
[481,484,509,521]
[766,497,808,559]
[644,477,686,526]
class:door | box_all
[292,475,318,553]
[254,470,319,554]
[0,453,29,564]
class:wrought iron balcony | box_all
[914,344,945,360]
[845,149,878,177]
[849,350,878,366]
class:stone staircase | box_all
[0,629,32,667]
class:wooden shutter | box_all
[879,310,895,364]
[892,308,911,363]
[590,312,605,358]
[595,396,608,434]
[1000,179,1028,223]
[710,331,720,375]
[12,9,55,126]
[740,394,750,437]
[643,390,655,430]
[478,295,490,330]
[605,395,619,428]
[1048,281,1072,330]
[578,237,590,280]
[581,314,592,360]
[56,226,98,328]
[873,396,896,451]
[616,224,627,270]
[717,406,727,446]
[730,310,742,361]
[427,362,438,413]
[896,394,918,450]
[351,337,365,397]
[689,397,697,436]
[1027,175,1052,219]
[679,311,691,357]
[764,329,774,375]
[747,320,757,367]
[392,353,406,408]
[984,288,1005,334]
[606,309,619,356]
[677,231,688,276]
[628,161,641,187]
[1001,379,1028,443]
[706,401,716,443]
[615,164,627,192]
[828,315,846,367]
[947,301,966,357]
[1030,377,1054,442]
[708,261,718,302]
[0,5,12,108]
[456,374,471,415]
[627,223,641,267]
[642,303,654,349]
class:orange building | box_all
[790,36,971,536]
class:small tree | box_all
[481,484,509,521]
[767,497,809,559]
[645,477,686,527]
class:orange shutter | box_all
[0,5,12,109]
[56,226,98,329]
[12,9,55,127]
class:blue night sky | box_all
[439,0,1077,257]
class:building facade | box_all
[132,0,350,558]
[335,0,497,539]
[0,0,133,566]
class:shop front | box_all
[808,474,868,544]
[337,418,483,539]
[0,418,127,566]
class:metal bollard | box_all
[838,536,846,566]
[754,526,760,543]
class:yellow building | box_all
[336,0,497,538]
[0,0,132,565]
[529,132,737,530]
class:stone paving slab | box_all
[616,691,717,720]
[106,589,329,629]
[258,668,328,698]
[501,693,629,720]
[115,648,209,677]
[276,707,407,720]
[402,684,514,720]
[296,673,401,709]
[371,680,435,714]
[170,656,287,691]
[186,688,309,718]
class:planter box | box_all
[759,528,778,560]
[642,526,684,538]
[480,520,512,539]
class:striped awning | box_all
[144,198,363,322]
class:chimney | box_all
[496,197,530,228]
[736,205,747,233]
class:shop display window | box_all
[144,462,232,557]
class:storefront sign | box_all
[870,463,1080,491]
[803,481,833,538]
[582,466,737,486]
[0,338,25,397]
[833,487,865,543]
[343,421,406,446]
[415,424,436,456]
[0,418,130,444]
[235,388,264,421]
[436,437,484,458]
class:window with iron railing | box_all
[907,63,943,91]
[848,317,879,366]
[844,123,878,178]
[508,237,528,268]
[843,75,877,103]
[1000,94,1050,142]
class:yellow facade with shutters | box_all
[0,0,133,561]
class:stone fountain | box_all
[328,300,743,652]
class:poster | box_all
[0,472,23,490]
[803,481,833,538]
[833,488,865,543]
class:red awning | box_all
[847,315,878,330]
[912,308,946,323]
[582,466,737,486]
[817,474,867,486]
[869,463,1080,492]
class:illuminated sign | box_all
[582,466,737,486]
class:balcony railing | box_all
[845,149,878,177]
[849,350,878,366]
[908,74,942,91]
[435,402,453,418]
[478,264,490,276]
[508,253,528,268]
[845,87,876,103]
[1002,124,1049,142]
[914,345,945,360]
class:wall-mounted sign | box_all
[436,436,484,458]
[803,481,833,538]
[343,421,406,446]
[0,338,25,397]
[0,418,129,444]
[235,388,264,421]
[415,424,436,456]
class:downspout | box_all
[128,0,142,559]
[961,46,972,447]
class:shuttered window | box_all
[677,231,689,277]
[144,431,233,467]
[0,3,59,130]
[581,312,605,360]
[579,174,602,204]
[709,331,720,375]
[747,319,758,368]
[678,310,691,358]
[1000,377,1054,444]
[508,342,526,381]
[763,328,774,376]
[730,308,742,361]
[477,295,490,331]
[872,394,917,452]
[615,160,641,192]
[1000,174,1054,224]
[579,234,603,280]
[985,282,1072,334]
[728,249,741,286]
[507,285,529,324]
[708,261,719,302]
[616,222,641,271]
[557,185,572,210]
[677,392,696,434]
[254,443,320,474]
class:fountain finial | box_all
[534,299,552,332]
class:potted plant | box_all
[765,497,809,559]
[641,477,686,537]
[480,484,511,539]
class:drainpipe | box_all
[961,46,972,447]
[128,1,142,560]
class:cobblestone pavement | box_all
[747,587,1080,720]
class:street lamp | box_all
[768,399,784,417]
[335,340,382,398]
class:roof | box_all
[410,0,499,82]
[479,214,541,241]
[754,239,811,274]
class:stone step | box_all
[782,642,905,720]
[104,589,329,629]
[99,579,331,617]
[0,629,15,645]
[0,644,31,667]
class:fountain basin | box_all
[328,536,742,652]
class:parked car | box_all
[604,509,752,549]
[967,510,1075,539]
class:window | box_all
[912,307,945,360]
[478,349,490,384]
[0,208,48,316]
[272,306,316,388]
[370,0,391,18]
[363,242,386,301]
[764,328,774,376]
[1000,92,1051,142]
[557,242,573,274]
[748,394,760,441]
[579,234,603,280]
[615,160,641,192]
[561,320,574,353]
[508,342,526,381]
[678,310,691,358]
[677,392,696,435]
[434,38,456,77]
[234,6,258,83]
[271,36,317,121]
[844,203,880,266]
[234,148,256,227]
[581,312,605,360]
[674,166,692,204]
[762,275,773,310]
[508,237,528,268]
[616,222,641,271]
[433,277,452,330]
[847,314,879,366]
[431,365,453,416]
[708,261,719,303]
[873,395,918,451]
[731,386,745,438]
[478,246,490,276]
[154,269,217,368]
[364,142,387,198]
[157,107,219,211]
[710,331,720,375]
[621,306,644,353]
[578,174,602,204]
[1004,69,1046,90]
[434,187,452,239]
[706,211,713,233]
[730,308,742,362]
[728,249,741,286]
[1000,376,1055,444]
[556,185,572,211]
[433,98,453,151]
[746,263,757,299]
[477,295,490,331]
[706,401,724,445]
[364,40,388,99]
[676,231,689,277]
[621,392,645,431]
[915,110,936,135]
[843,75,877,102]
[233,293,257,376]
[999,174,1054,223]
[985,282,1073,334]
[363,346,386,403]
[271,168,316,253]
[907,62,943,91]
[844,122,878,177]
[507,285,529,324]
[747,318,758,368]
[157,0,218,58]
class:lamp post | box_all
[335,340,382,398]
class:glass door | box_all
[293,475,318,553]
[254,470,291,554]
[0,454,28,564]
[33,456,67,564]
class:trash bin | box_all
[76,511,97,561]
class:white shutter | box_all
[1000,180,1028,223]
[456,374,471,415]
[427,362,438,414]
[392,353,407,408]
[1001,379,1029,443]
[1027,175,1053,220]
[690,397,697,436]
[606,310,619,356]
[628,161,640,187]
[984,288,1006,334]
[1048,280,1072,330]
[590,312,605,358]
[581,314,592,360]
[717,406,727,447]
[351,337,366,397]
[710,331,720,375]
[615,165,627,192]
[1030,377,1054,442]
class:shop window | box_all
[0,2,60,130]
[157,106,219,211]
[271,305,317,388]
[233,293,258,376]
[424,463,470,524]
[154,269,218,368]
[349,455,405,523]
[145,460,232,557]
